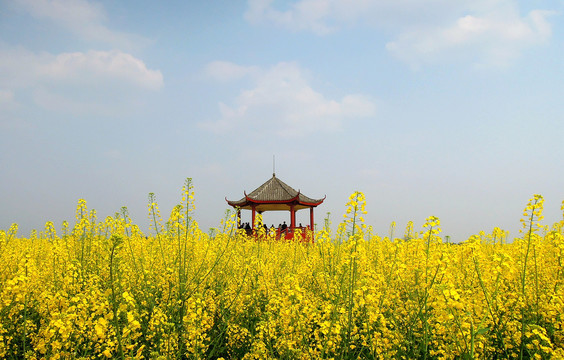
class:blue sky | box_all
[1,0,563,241]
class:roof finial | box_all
[273,155,276,177]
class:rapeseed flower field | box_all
[1,180,563,359]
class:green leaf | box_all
[474,327,489,336]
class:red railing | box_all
[240,226,314,242]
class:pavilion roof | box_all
[226,174,325,211]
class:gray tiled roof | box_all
[227,174,324,208]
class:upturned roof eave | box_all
[226,195,325,208]
[226,174,325,208]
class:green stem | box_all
[109,240,125,360]
[520,199,538,360]
[23,261,28,356]
[344,195,359,357]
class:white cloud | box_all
[0,47,46,89]
[104,149,125,161]
[205,61,260,82]
[386,10,555,68]
[15,0,106,24]
[0,90,31,129]
[201,61,376,136]
[41,50,164,90]
[31,87,125,116]
[13,0,149,50]
[0,47,163,90]
[0,47,163,114]
[246,0,334,35]
[0,90,16,108]
[245,0,556,67]
[245,0,493,32]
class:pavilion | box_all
[226,173,325,239]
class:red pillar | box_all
[251,205,256,229]
[310,207,314,231]
[290,204,295,229]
